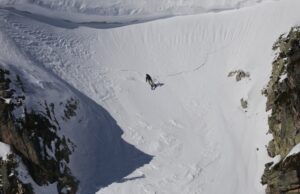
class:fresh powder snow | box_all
[0,0,300,194]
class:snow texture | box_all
[0,0,299,194]
[0,142,10,160]
[0,0,275,23]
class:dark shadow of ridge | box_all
[73,89,153,193]
[1,8,153,192]
[6,64,153,194]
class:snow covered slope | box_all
[0,0,300,193]
[0,0,272,23]
[0,37,152,194]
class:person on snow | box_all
[146,74,156,90]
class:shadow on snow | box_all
[72,91,153,193]
[5,64,153,194]
[0,7,170,29]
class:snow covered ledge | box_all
[285,143,300,161]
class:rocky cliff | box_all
[262,27,300,193]
[0,67,78,193]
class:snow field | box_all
[0,0,276,23]
[0,0,300,193]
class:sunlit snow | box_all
[0,0,299,194]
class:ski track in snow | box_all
[1,0,299,193]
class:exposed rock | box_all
[0,153,33,194]
[240,98,248,109]
[0,68,78,193]
[262,26,300,193]
[62,98,79,121]
[228,69,250,81]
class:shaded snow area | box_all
[0,60,152,194]
[0,0,275,23]
[0,0,300,194]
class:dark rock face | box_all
[0,154,34,194]
[262,27,300,193]
[0,68,78,193]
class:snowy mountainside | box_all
[0,32,152,193]
[0,0,272,23]
[0,0,300,194]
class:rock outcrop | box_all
[228,69,250,81]
[262,27,300,193]
[0,68,78,193]
[0,153,33,194]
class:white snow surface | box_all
[0,0,300,194]
[0,0,273,23]
[0,142,10,160]
[286,143,300,159]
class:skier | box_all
[146,74,156,90]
